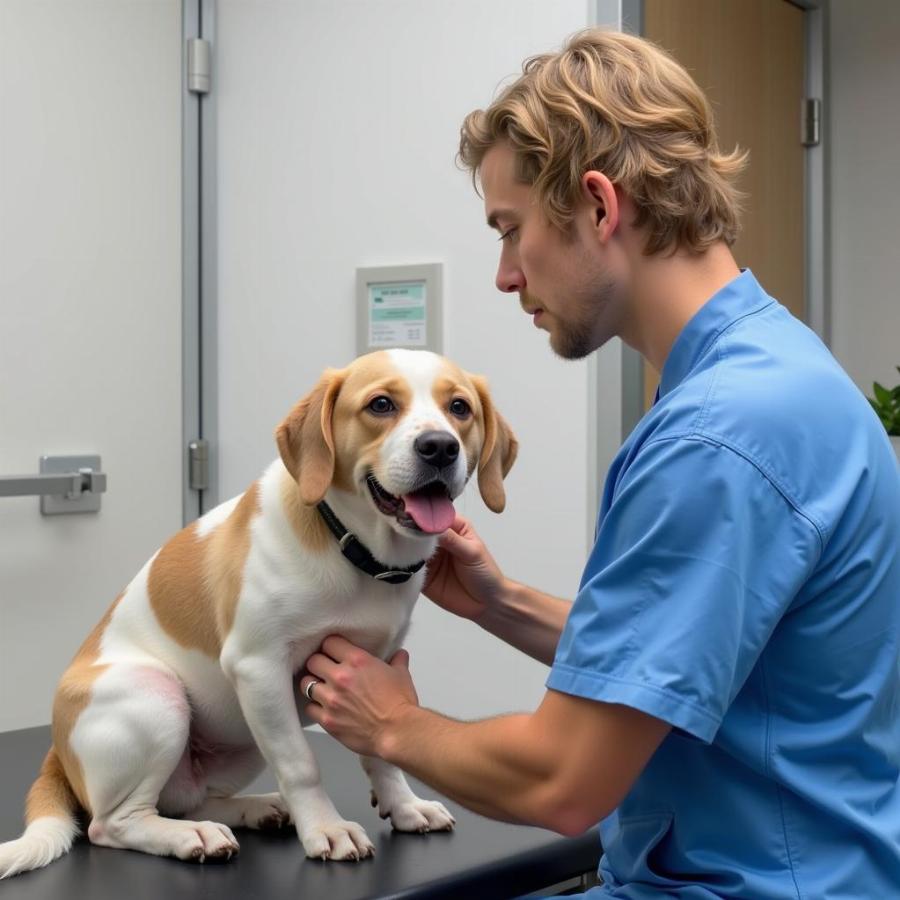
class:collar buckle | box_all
[373,570,414,583]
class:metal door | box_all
[0,0,184,730]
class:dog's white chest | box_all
[268,574,419,671]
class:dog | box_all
[0,348,517,876]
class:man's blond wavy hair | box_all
[458,28,748,256]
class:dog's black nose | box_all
[414,431,460,469]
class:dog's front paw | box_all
[300,819,375,861]
[382,798,456,833]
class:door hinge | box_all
[187,38,211,94]
[801,98,821,147]
[188,439,209,491]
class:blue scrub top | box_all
[547,270,900,898]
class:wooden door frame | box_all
[614,0,830,434]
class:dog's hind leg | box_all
[73,664,240,862]
[190,793,291,831]
[186,746,291,831]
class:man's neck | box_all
[621,243,741,373]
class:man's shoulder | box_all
[641,308,889,540]
[697,307,869,449]
[653,302,861,440]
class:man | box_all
[301,28,900,897]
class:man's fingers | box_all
[303,698,328,729]
[299,675,330,706]
[389,648,410,671]
[438,526,480,560]
[306,652,340,681]
[321,633,364,661]
[447,514,468,533]
[437,529,459,551]
[438,526,468,550]
[437,513,472,539]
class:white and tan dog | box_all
[0,349,517,877]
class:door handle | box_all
[0,470,106,499]
[0,455,106,514]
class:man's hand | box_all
[423,515,509,621]
[301,636,419,757]
[425,514,572,665]
[303,634,671,833]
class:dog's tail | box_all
[0,748,80,879]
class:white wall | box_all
[829,0,900,395]
[216,1,622,719]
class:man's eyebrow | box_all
[486,209,516,230]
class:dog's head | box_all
[275,349,517,537]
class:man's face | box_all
[480,142,624,360]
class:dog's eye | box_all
[368,396,396,415]
[449,398,471,419]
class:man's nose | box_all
[495,263,525,294]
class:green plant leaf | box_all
[874,382,891,407]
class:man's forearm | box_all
[302,636,667,839]
[377,704,559,828]
[478,580,571,665]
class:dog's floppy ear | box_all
[471,375,518,513]
[275,368,345,506]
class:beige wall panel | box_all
[642,0,805,408]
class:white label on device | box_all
[368,281,427,347]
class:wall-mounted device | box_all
[356,263,443,356]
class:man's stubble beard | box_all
[548,274,620,361]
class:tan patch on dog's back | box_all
[205,483,261,643]
[147,523,219,657]
[146,484,260,657]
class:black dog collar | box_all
[316,501,426,585]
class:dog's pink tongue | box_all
[403,492,456,534]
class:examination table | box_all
[0,725,600,899]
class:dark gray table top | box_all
[0,725,599,899]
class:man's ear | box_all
[274,368,345,506]
[581,170,619,241]
[471,375,519,513]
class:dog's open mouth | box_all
[366,474,456,534]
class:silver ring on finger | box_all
[304,679,320,702]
